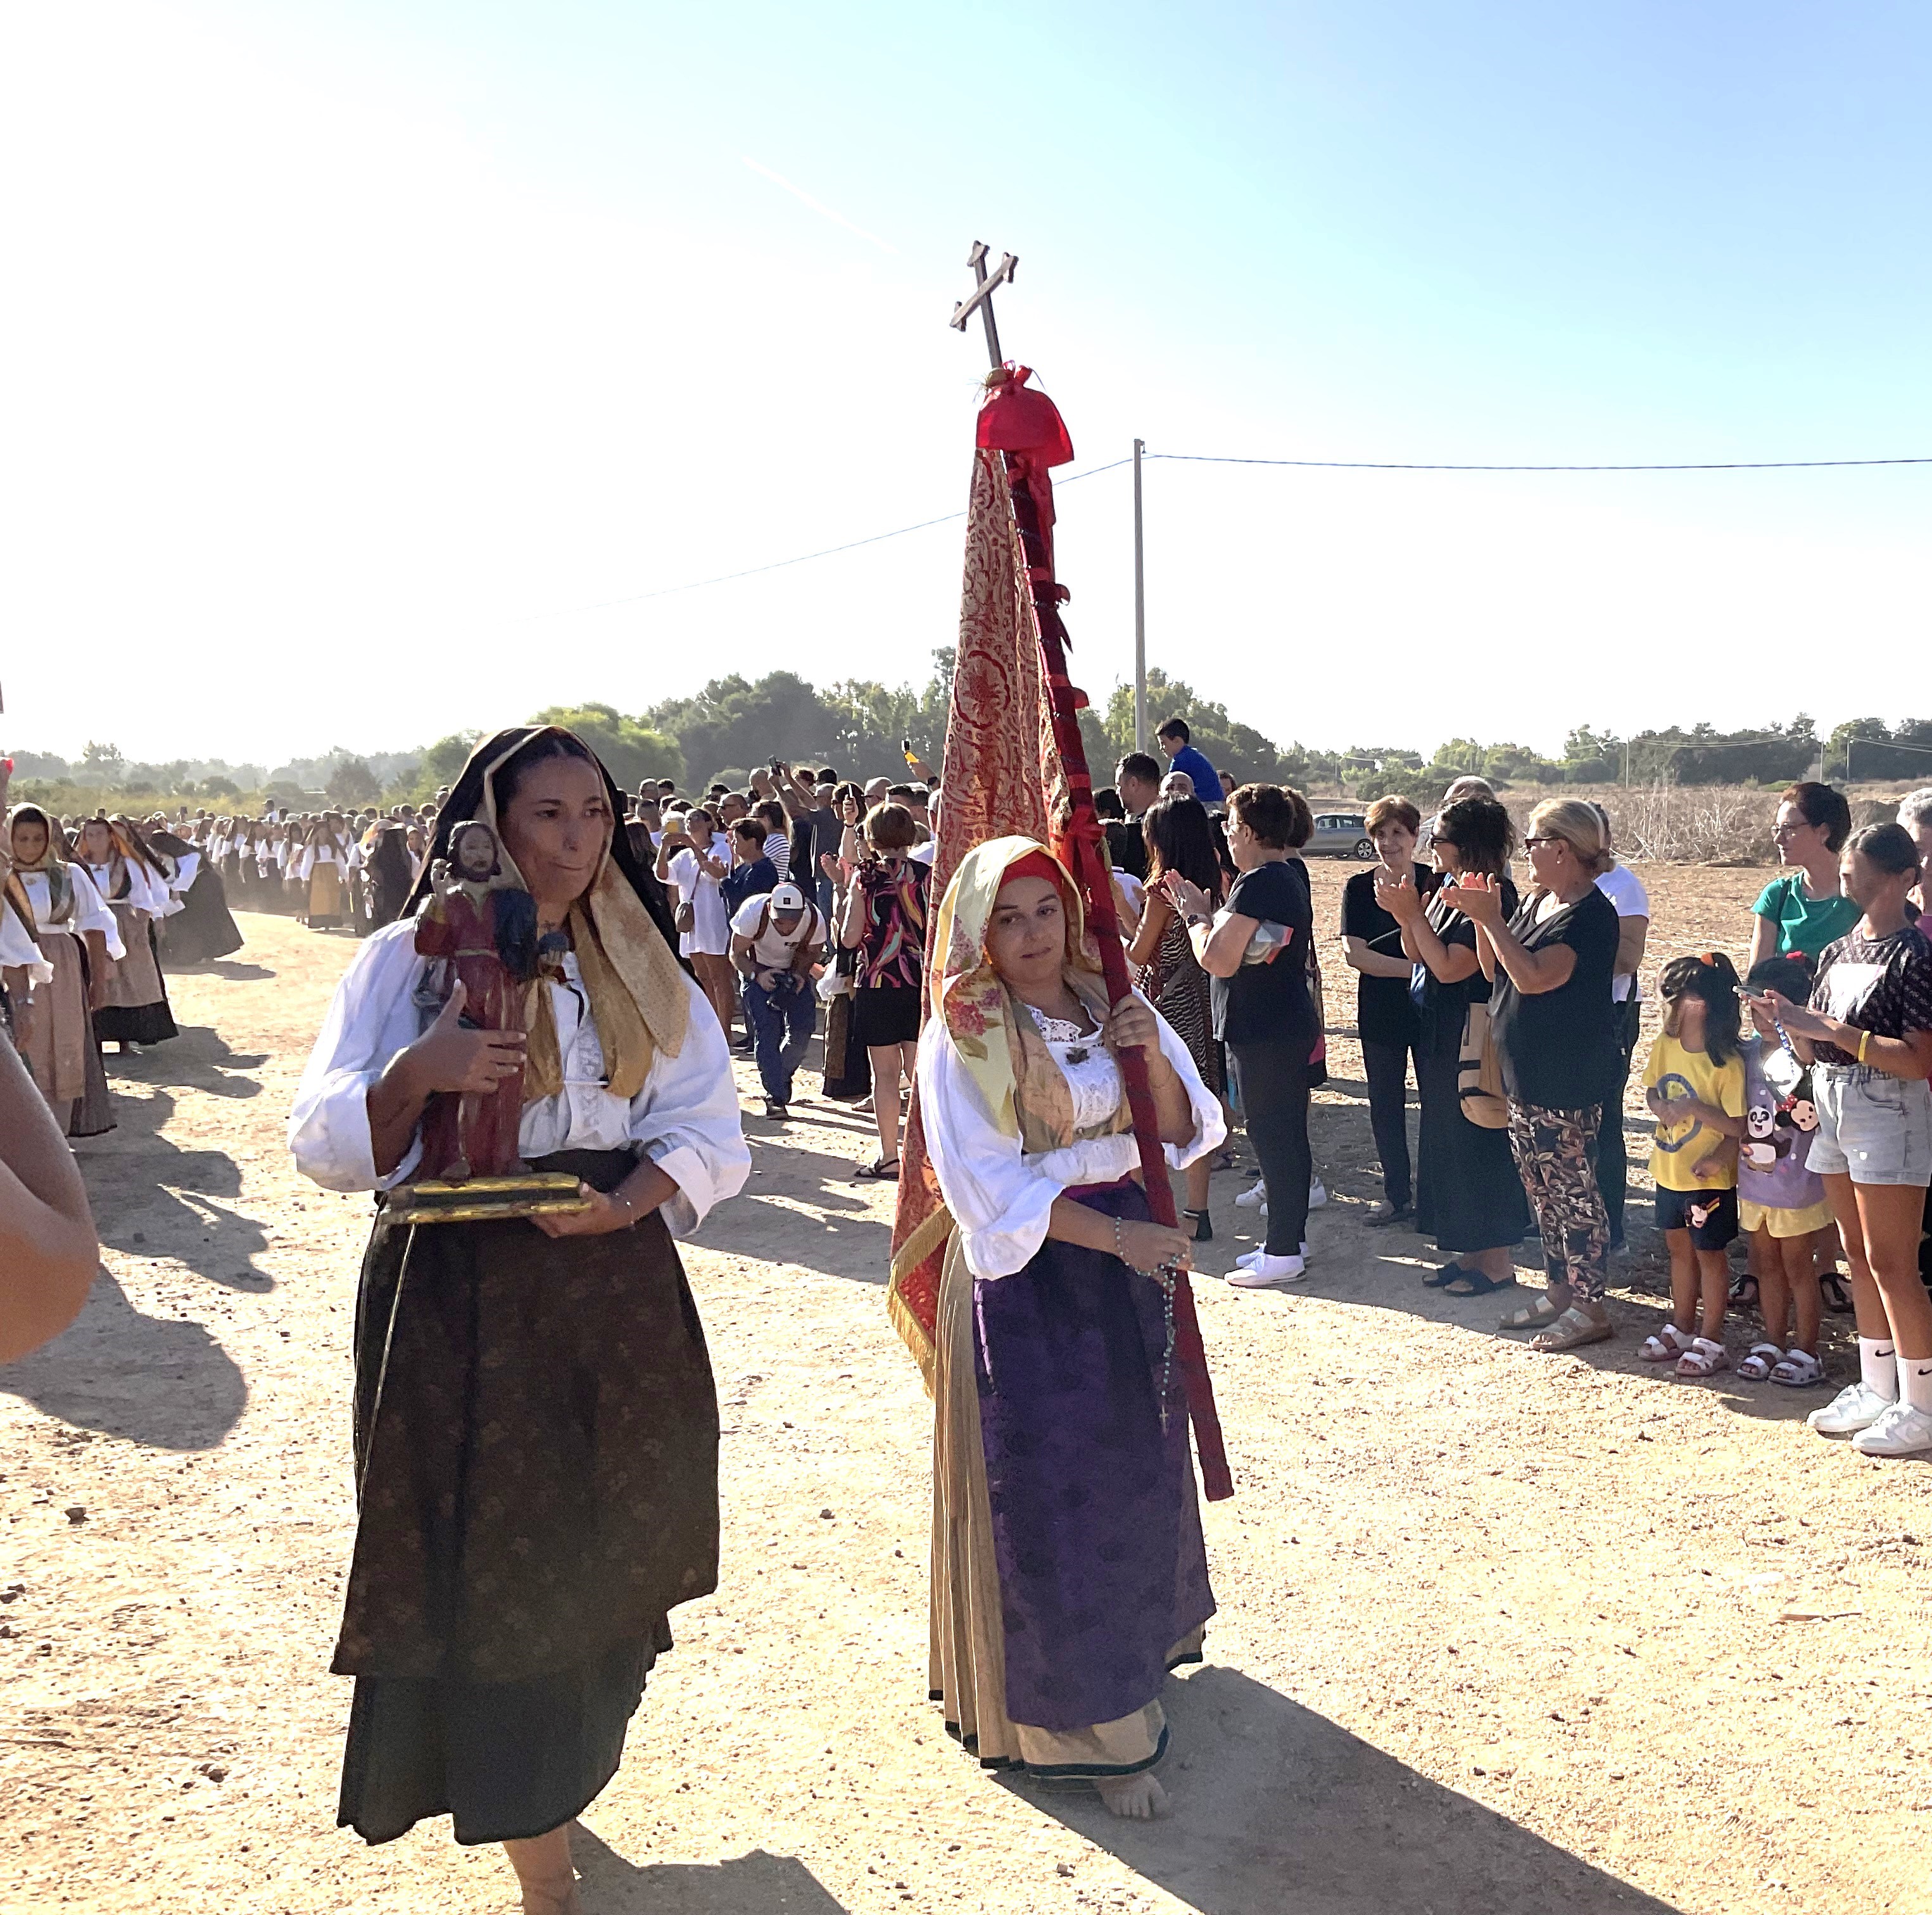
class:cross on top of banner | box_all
[949,241,1017,369]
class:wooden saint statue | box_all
[412,819,540,1182]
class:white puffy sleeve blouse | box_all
[287,919,750,1239]
[917,992,1226,1279]
[0,904,53,982]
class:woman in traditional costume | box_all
[77,817,178,1052]
[149,822,245,966]
[298,812,360,929]
[278,821,305,912]
[918,837,1225,1820]
[363,823,416,933]
[289,726,748,1914]
[8,807,118,1135]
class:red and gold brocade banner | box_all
[885,450,1067,1382]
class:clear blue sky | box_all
[6,1,1928,762]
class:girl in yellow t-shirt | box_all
[1640,954,1749,1379]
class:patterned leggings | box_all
[1506,1102,1609,1305]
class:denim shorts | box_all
[1808,1065,1932,1188]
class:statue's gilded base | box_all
[381,1171,595,1227]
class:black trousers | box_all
[1230,1041,1312,1256]
[1360,1037,1418,1211]
[1594,996,1642,1246]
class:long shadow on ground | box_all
[0,1268,246,1450]
[1015,1665,1679,1915]
[572,1830,849,1913]
[82,1085,274,1294]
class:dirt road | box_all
[4,871,1930,1915]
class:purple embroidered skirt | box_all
[971,1181,1215,1733]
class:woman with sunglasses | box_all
[1443,800,1621,1353]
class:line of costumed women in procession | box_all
[916,837,1226,1819]
[4,800,184,1135]
[289,727,748,1915]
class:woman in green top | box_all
[1749,781,1859,966]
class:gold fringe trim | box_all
[885,1201,954,1397]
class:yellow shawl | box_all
[462,728,689,1104]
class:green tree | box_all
[642,673,837,785]
[326,755,381,805]
[80,740,126,788]
[529,705,683,792]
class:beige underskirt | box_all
[927,1230,1201,1778]
[15,931,88,1105]
[96,902,165,1010]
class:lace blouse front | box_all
[1025,1003,1125,1134]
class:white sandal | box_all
[1674,1337,1730,1380]
[1770,1348,1825,1389]
[1639,1324,1694,1364]
[1736,1342,1784,1382]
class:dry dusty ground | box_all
[4,868,1931,1915]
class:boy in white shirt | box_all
[729,882,825,1118]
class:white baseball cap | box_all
[768,882,808,913]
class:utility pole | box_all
[1132,438,1146,753]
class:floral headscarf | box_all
[928,835,1123,1149]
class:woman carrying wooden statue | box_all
[289,726,749,1914]
[916,836,1227,1819]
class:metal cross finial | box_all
[949,241,1018,368]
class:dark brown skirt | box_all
[334,1147,720,1844]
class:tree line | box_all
[18,666,1932,812]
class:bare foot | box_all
[505,1826,580,1914]
[1092,1771,1170,1819]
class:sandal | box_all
[1498,1296,1561,1334]
[1735,1341,1784,1381]
[1423,1262,1463,1289]
[1674,1337,1730,1379]
[1727,1273,1759,1309]
[856,1156,900,1180]
[1529,1306,1614,1353]
[1639,1325,1696,1364]
[1770,1348,1825,1389]
[1441,1271,1508,1298]
[1821,1272,1854,1314]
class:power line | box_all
[534,443,1927,618]
[559,455,1133,614]
[1150,453,1932,472]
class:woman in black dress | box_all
[1377,795,1528,1294]
[289,726,750,1913]
[1126,793,1227,1239]
[1341,795,1431,1227]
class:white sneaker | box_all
[1808,1381,1895,1436]
[1235,1242,1310,1269]
[1851,1401,1932,1457]
[1308,1178,1328,1210]
[1227,1251,1307,1288]
[1234,1179,1266,1210]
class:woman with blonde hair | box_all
[1442,799,1622,1352]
